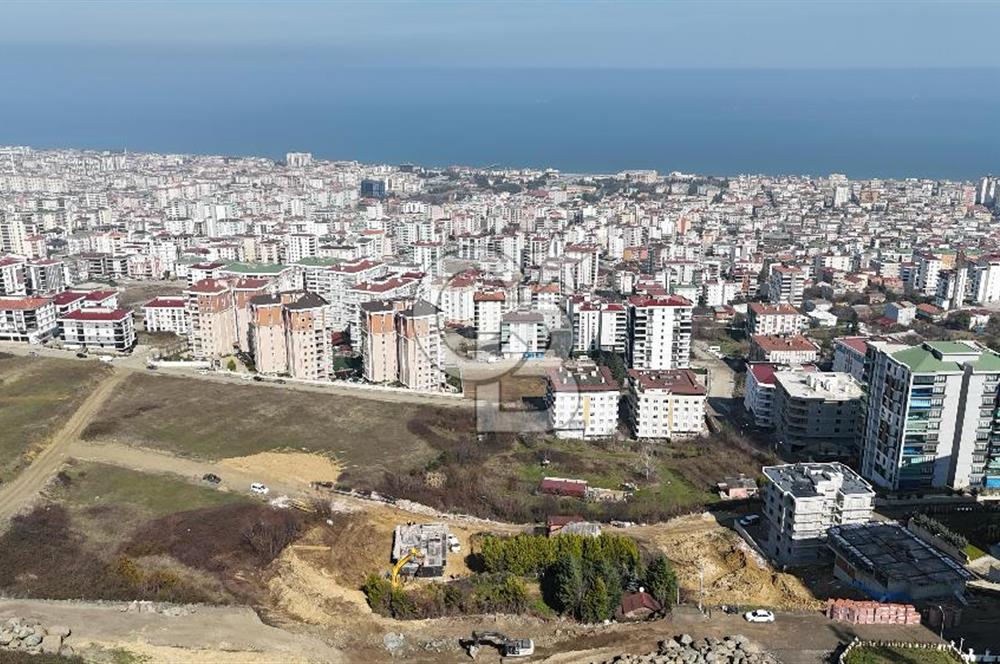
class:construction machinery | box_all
[389,547,424,588]
[463,631,535,659]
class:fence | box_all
[838,638,1000,663]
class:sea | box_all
[2,44,999,180]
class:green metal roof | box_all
[923,341,979,355]
[223,261,288,274]
[891,346,958,374]
[294,257,341,267]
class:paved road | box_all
[0,341,471,409]
[691,340,738,418]
[0,598,343,663]
[0,370,126,527]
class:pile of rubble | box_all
[0,618,73,657]
[600,634,782,664]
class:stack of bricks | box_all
[826,599,921,625]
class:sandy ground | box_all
[219,451,343,490]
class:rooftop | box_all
[774,371,864,401]
[547,363,620,393]
[828,522,973,588]
[763,462,873,499]
[627,368,706,395]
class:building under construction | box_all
[827,521,973,602]
[392,523,447,577]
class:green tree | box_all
[551,553,584,615]
[226,358,237,372]
[643,554,677,610]
[580,577,611,623]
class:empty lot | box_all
[0,354,110,482]
[83,373,475,486]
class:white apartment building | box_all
[746,303,805,336]
[0,256,27,296]
[545,362,621,439]
[500,310,546,358]
[626,368,706,439]
[142,296,188,335]
[772,371,864,456]
[761,462,875,567]
[626,295,693,370]
[0,296,57,343]
[58,307,136,351]
[768,266,805,307]
[861,340,1000,491]
[912,252,943,297]
[474,291,505,349]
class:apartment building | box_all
[545,362,620,439]
[626,368,706,439]
[359,300,400,383]
[861,340,1000,491]
[772,371,864,455]
[395,300,444,390]
[25,259,66,296]
[746,302,805,336]
[626,295,693,370]
[768,266,805,307]
[500,310,546,358]
[185,278,237,359]
[59,307,135,351]
[0,296,57,343]
[248,294,289,375]
[0,256,27,296]
[749,334,820,366]
[232,277,273,352]
[284,293,331,381]
[473,291,505,349]
[761,462,875,567]
[142,296,188,335]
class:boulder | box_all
[40,635,62,655]
[48,625,71,639]
[22,633,43,648]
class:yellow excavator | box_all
[390,547,425,588]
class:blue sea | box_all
[2,44,999,179]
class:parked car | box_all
[252,375,264,382]
[447,534,461,553]
[250,482,270,496]
[744,609,775,623]
[202,473,222,485]
[275,379,286,384]
[738,514,761,528]
[75,352,88,358]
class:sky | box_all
[2,0,999,70]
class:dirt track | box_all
[0,598,343,663]
[0,370,126,526]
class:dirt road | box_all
[0,598,343,663]
[0,370,126,527]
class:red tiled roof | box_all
[628,294,692,308]
[60,307,130,322]
[628,368,706,395]
[0,297,52,310]
[144,297,185,309]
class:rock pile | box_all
[0,618,73,657]
[600,634,782,664]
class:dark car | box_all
[275,379,287,384]
[252,375,264,382]
[202,473,222,484]
[75,352,88,358]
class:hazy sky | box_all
[2,0,998,69]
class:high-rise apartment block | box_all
[862,340,1000,491]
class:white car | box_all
[250,482,270,496]
[447,534,461,553]
[744,609,775,623]
[738,514,761,527]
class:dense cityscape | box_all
[1,144,1000,662]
